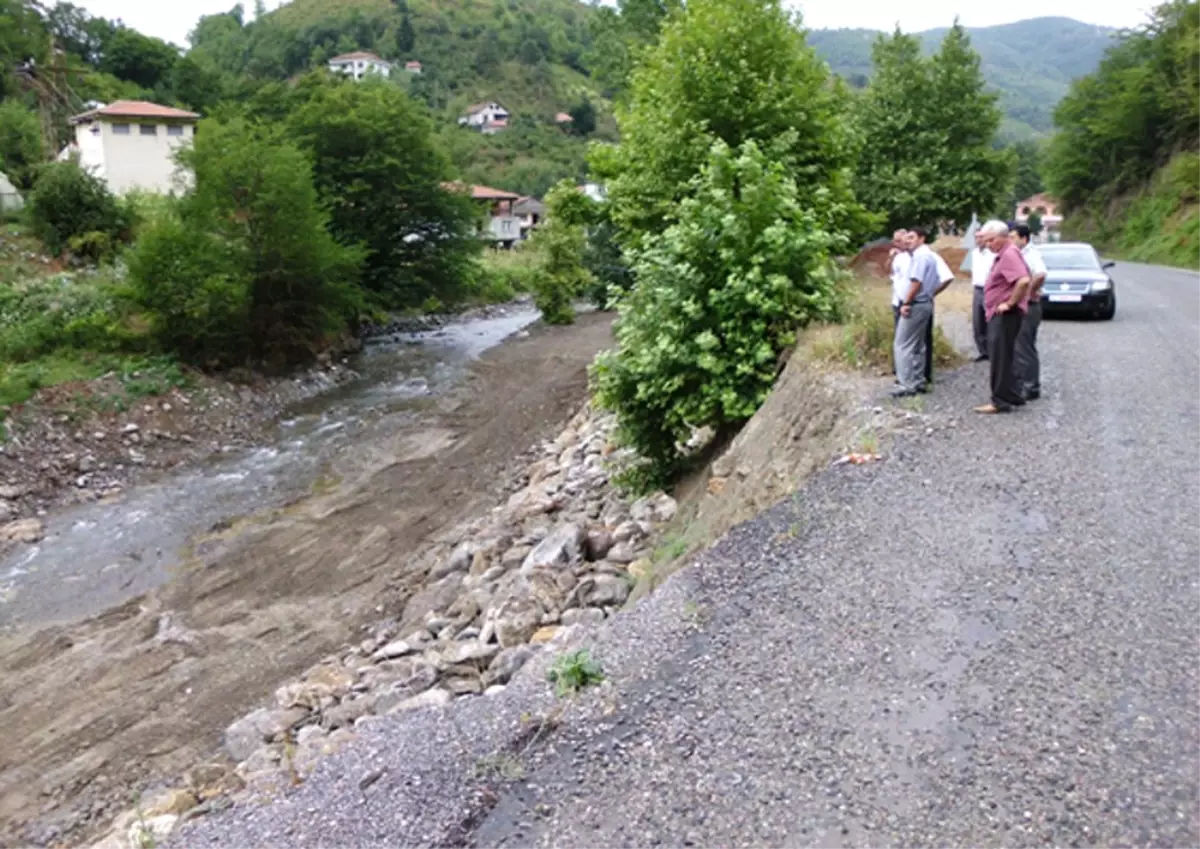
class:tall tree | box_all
[567,99,596,135]
[101,27,179,89]
[0,100,43,190]
[286,75,480,309]
[853,23,1009,233]
[396,14,415,53]
[590,0,870,243]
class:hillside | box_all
[807,17,1115,140]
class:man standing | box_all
[967,231,995,361]
[1011,224,1047,400]
[926,248,956,384]
[975,220,1031,414]
[889,229,911,376]
[892,227,940,398]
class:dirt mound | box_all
[849,241,970,281]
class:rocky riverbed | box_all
[87,401,677,849]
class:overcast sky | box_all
[66,0,1153,48]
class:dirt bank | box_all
[0,312,614,848]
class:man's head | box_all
[974,230,989,248]
[1011,224,1032,248]
[906,226,928,251]
[892,228,908,249]
[978,219,1010,252]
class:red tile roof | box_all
[329,51,387,63]
[554,112,573,123]
[442,181,520,201]
[70,100,200,123]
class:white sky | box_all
[66,0,1153,48]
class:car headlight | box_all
[1091,278,1112,292]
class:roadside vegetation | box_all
[1046,0,1199,267]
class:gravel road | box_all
[177,261,1199,848]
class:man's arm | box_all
[998,276,1031,313]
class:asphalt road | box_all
[177,260,1199,848]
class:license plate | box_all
[1048,294,1082,303]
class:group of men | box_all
[889,219,1046,414]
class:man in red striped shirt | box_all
[975,220,1032,414]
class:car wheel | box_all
[1095,298,1116,321]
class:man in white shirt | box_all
[967,231,995,361]
[891,227,941,397]
[889,229,912,376]
[1012,224,1047,400]
[927,249,955,384]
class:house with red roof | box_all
[442,182,522,246]
[65,100,200,195]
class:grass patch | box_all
[471,246,538,305]
[810,276,964,372]
[0,352,187,415]
[547,648,604,697]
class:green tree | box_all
[396,13,415,53]
[529,179,594,324]
[130,120,362,368]
[286,76,480,309]
[853,24,1009,233]
[101,26,180,89]
[1006,139,1044,208]
[1,0,48,98]
[1026,209,1044,235]
[591,0,870,244]
[567,99,596,135]
[0,100,43,191]
[592,140,849,487]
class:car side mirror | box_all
[1101,261,1115,270]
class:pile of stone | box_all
[91,404,676,846]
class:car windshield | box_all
[1041,247,1101,270]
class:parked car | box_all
[1037,242,1116,320]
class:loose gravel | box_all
[176,262,1200,848]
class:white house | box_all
[458,101,510,130]
[328,51,392,80]
[578,181,606,203]
[65,100,200,195]
[442,182,522,247]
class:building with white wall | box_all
[458,101,510,130]
[65,100,200,195]
[328,51,392,80]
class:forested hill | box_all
[808,17,1116,140]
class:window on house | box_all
[140,124,157,136]
[112,123,130,135]
[167,125,184,137]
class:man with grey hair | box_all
[891,226,940,398]
[976,219,1032,413]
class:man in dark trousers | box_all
[974,220,1031,414]
[1011,223,1047,400]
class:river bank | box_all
[0,307,614,847]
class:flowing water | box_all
[0,305,540,631]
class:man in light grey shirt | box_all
[891,226,941,397]
[967,231,995,361]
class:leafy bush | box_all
[547,649,605,697]
[27,161,129,257]
[0,271,139,363]
[591,140,848,488]
[528,180,593,325]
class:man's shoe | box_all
[1024,389,1041,401]
[973,403,1010,414]
[891,387,918,398]
[973,354,989,362]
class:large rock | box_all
[0,518,44,544]
[0,500,13,523]
[606,541,639,564]
[575,574,631,608]
[562,607,606,628]
[584,529,614,562]
[631,492,678,524]
[223,707,307,762]
[435,640,501,668]
[484,644,537,686]
[385,687,451,715]
[520,523,585,573]
[493,596,543,647]
[429,542,474,580]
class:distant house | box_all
[0,170,23,215]
[554,112,573,125]
[1014,192,1063,242]
[443,182,522,247]
[65,100,199,195]
[404,60,423,74]
[513,196,545,240]
[459,101,510,131]
[328,51,392,80]
[577,181,606,203]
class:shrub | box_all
[528,180,594,325]
[27,161,129,257]
[0,271,139,363]
[591,140,848,488]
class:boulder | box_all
[576,574,631,608]
[443,675,484,696]
[631,492,678,524]
[493,596,543,647]
[484,645,537,686]
[223,707,308,762]
[385,687,451,715]
[562,607,605,628]
[429,542,474,580]
[521,523,585,573]
[435,640,501,668]
[372,639,419,661]
[321,697,374,730]
[606,541,638,564]
[0,518,44,544]
[583,529,614,562]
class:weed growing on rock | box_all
[547,648,605,697]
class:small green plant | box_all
[900,394,924,413]
[857,428,880,455]
[682,599,709,626]
[653,535,689,563]
[474,753,526,781]
[547,648,605,697]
